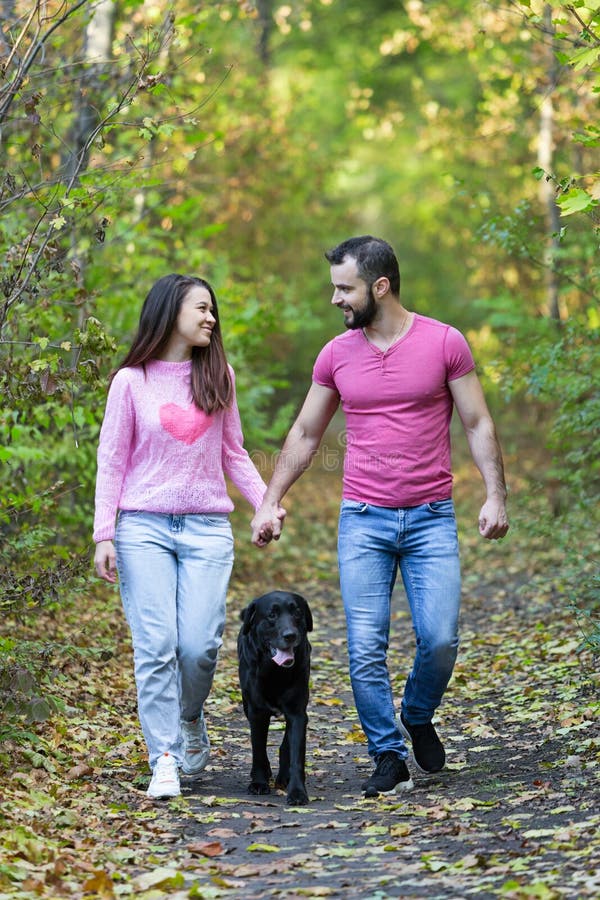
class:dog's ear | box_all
[296,595,313,632]
[240,602,256,634]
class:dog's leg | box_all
[283,711,308,805]
[248,709,272,795]
[275,729,290,790]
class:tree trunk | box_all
[537,4,562,322]
[255,0,273,65]
[63,0,116,184]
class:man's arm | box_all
[449,370,509,540]
[251,382,340,546]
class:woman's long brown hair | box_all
[109,274,233,413]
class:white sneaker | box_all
[147,753,180,799]
[181,712,210,776]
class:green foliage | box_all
[0,635,63,734]
[481,311,600,650]
[524,322,600,649]
[471,1,600,649]
[0,2,297,719]
[527,324,599,492]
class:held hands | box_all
[251,503,287,547]
[478,496,509,541]
[94,539,118,583]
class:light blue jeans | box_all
[115,511,234,768]
[338,499,461,760]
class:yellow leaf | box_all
[82,870,115,898]
[246,842,280,852]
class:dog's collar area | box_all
[270,647,295,667]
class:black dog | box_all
[237,590,312,805]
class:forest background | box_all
[0,0,598,760]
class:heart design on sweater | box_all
[159,403,212,445]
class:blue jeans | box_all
[337,499,461,760]
[115,511,234,768]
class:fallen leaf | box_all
[131,867,184,890]
[206,827,239,838]
[187,841,226,857]
[66,763,93,781]
[82,870,115,898]
[246,843,280,852]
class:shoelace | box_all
[154,759,177,781]
[375,754,401,776]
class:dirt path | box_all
[167,578,599,900]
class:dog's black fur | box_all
[237,590,313,805]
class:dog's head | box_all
[239,590,313,668]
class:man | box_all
[251,236,509,797]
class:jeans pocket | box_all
[426,499,455,517]
[199,514,230,527]
[340,500,369,515]
[117,510,137,523]
[115,509,141,542]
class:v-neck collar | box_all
[360,314,416,355]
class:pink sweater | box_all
[313,314,475,507]
[93,359,266,542]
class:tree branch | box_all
[0,0,90,124]
[566,5,600,46]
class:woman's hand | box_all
[251,503,287,547]
[94,540,118,583]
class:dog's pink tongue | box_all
[271,648,294,667]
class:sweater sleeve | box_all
[221,370,267,511]
[93,371,135,542]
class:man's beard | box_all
[344,287,377,330]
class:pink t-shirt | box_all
[93,359,266,542]
[312,314,475,507]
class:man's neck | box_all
[363,307,413,351]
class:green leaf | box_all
[569,46,600,71]
[557,188,597,216]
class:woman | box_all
[93,273,270,799]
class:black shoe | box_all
[398,713,445,773]
[362,751,414,797]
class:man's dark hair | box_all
[325,236,400,296]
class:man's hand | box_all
[251,502,287,547]
[94,540,118,583]
[478,497,509,540]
